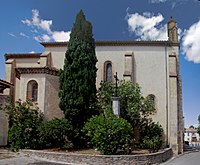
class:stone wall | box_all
[44,74,64,120]
[22,148,173,165]
[0,95,9,146]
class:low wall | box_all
[0,95,9,146]
[22,148,173,165]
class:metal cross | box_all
[114,72,119,97]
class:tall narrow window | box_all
[148,94,156,109]
[27,80,38,102]
[104,61,112,82]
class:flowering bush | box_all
[38,118,73,148]
[6,100,44,151]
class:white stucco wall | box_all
[135,46,168,132]
[17,74,46,113]
[6,43,180,152]
[184,132,200,143]
[43,45,174,132]
[15,58,40,68]
[44,47,66,69]
[95,46,168,136]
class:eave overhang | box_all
[15,67,59,79]
[40,40,180,47]
[5,53,42,61]
[0,79,14,93]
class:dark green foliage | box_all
[197,128,200,139]
[83,108,133,155]
[3,100,74,151]
[140,121,163,152]
[98,81,154,127]
[97,81,115,111]
[38,118,73,149]
[6,100,44,151]
[97,81,163,151]
[59,10,97,147]
[59,10,98,147]
[198,115,200,124]
[142,136,162,153]
[117,81,154,124]
[189,125,195,129]
[197,115,200,134]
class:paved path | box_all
[0,149,75,165]
[161,151,200,165]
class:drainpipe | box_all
[165,44,169,147]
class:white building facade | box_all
[3,17,184,154]
[184,128,200,148]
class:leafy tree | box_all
[59,10,98,147]
[197,115,200,134]
[98,81,154,128]
[5,100,44,151]
[117,81,154,127]
[97,81,115,113]
[198,115,200,124]
[83,107,133,155]
[97,81,163,150]
[189,125,195,129]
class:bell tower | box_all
[167,17,178,43]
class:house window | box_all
[104,61,112,82]
[27,80,38,102]
[148,94,156,109]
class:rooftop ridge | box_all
[5,53,42,60]
[5,53,42,55]
[40,40,179,47]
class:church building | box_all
[3,17,184,154]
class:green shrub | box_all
[140,122,163,152]
[83,111,133,155]
[38,118,73,149]
[142,136,162,153]
[7,100,44,151]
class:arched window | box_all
[104,61,112,82]
[148,94,156,109]
[27,80,38,102]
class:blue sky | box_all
[0,0,200,127]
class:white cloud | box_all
[8,33,16,38]
[22,9,70,42]
[33,34,51,42]
[52,31,71,42]
[20,32,29,38]
[29,51,35,53]
[31,29,38,33]
[41,34,51,42]
[126,11,200,64]
[22,9,52,33]
[182,20,200,63]
[126,12,168,40]
[149,0,167,3]
[33,36,41,42]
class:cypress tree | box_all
[59,10,97,142]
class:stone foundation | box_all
[22,148,173,165]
